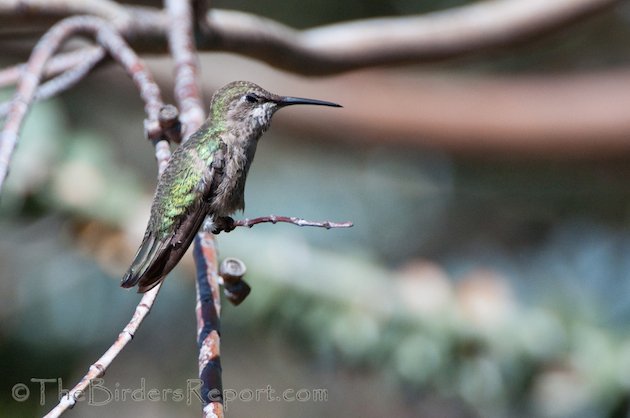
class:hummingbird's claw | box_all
[210,216,236,234]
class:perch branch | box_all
[164,0,222,416]
[210,215,353,234]
[235,215,353,230]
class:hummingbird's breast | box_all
[210,133,259,217]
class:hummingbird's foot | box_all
[210,216,236,234]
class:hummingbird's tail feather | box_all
[121,206,211,293]
[120,233,168,291]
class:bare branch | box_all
[201,0,616,74]
[0,0,618,74]
[166,0,205,138]
[157,103,182,143]
[43,287,161,418]
[154,104,180,172]
[0,15,167,191]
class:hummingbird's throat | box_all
[250,103,274,129]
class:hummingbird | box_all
[121,81,341,292]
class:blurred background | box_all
[3,0,630,417]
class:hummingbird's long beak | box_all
[278,96,342,108]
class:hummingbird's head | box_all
[210,81,341,137]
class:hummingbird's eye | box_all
[245,94,259,103]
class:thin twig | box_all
[235,215,353,230]
[43,287,161,418]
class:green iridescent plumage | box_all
[152,127,220,234]
[121,81,341,292]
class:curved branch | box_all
[0,0,618,74]
[202,0,617,74]
[0,15,165,191]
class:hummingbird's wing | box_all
[122,199,211,293]
[121,142,222,293]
